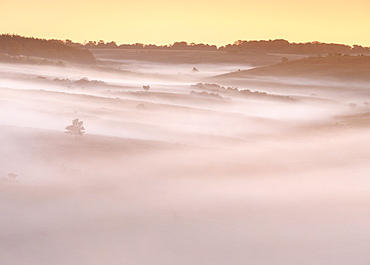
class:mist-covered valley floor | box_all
[1,50,370,265]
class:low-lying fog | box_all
[1,55,370,265]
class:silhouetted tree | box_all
[171,41,188,49]
[105,41,118,48]
[65,119,85,139]
[143,85,150,91]
[1,172,18,183]
[281,57,289,63]
[7,173,18,181]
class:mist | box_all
[1,49,370,265]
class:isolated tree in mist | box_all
[143,85,150,91]
[1,172,18,183]
[281,57,289,63]
[65,119,85,138]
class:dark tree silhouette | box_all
[65,119,85,138]
[281,57,289,63]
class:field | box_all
[1,49,370,265]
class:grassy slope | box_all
[90,48,289,66]
[217,55,370,81]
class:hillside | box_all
[91,48,286,66]
[2,44,370,265]
[0,34,95,64]
[216,54,370,81]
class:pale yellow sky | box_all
[1,0,369,46]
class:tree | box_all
[281,57,289,63]
[65,119,85,138]
[143,85,150,91]
[1,172,18,183]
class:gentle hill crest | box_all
[216,54,370,81]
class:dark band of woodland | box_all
[0,34,95,64]
[83,39,370,55]
[1,34,370,66]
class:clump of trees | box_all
[1,173,18,183]
[65,119,85,139]
[190,90,225,100]
[281,57,289,63]
[191,83,293,101]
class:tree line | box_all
[77,38,370,55]
[80,40,218,51]
[219,39,370,55]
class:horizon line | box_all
[2,33,370,48]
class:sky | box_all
[1,0,369,46]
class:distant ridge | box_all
[2,34,370,66]
[82,39,370,55]
[218,39,370,55]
